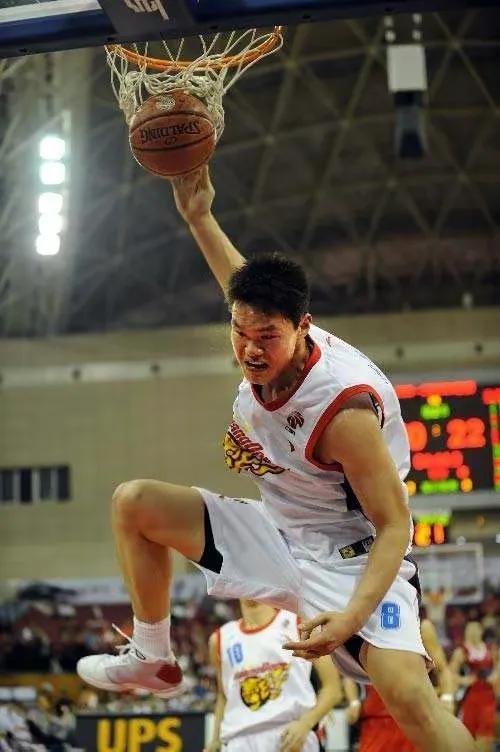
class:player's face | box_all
[230,302,307,385]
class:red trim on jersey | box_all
[304,384,385,471]
[238,609,280,634]
[251,340,321,412]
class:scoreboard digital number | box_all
[396,380,500,497]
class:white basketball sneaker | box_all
[76,624,184,698]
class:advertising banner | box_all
[76,711,205,752]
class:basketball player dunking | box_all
[205,599,340,752]
[77,167,474,752]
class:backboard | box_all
[0,0,498,58]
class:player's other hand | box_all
[283,611,360,659]
[171,165,215,225]
[279,718,310,752]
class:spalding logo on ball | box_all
[129,90,216,179]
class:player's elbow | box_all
[371,503,411,538]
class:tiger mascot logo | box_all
[238,663,289,711]
[223,422,284,477]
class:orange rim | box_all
[106,26,282,72]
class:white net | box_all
[105,27,283,140]
[413,543,484,604]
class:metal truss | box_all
[1,8,499,335]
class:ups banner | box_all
[75,712,205,752]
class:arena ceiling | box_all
[0,6,499,336]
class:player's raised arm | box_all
[171,166,245,292]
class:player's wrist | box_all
[294,712,315,731]
[188,210,214,230]
[341,605,367,633]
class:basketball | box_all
[129,91,216,179]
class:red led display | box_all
[413,521,448,546]
[397,381,500,496]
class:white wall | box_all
[0,307,498,579]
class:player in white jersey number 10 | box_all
[205,599,341,752]
[77,167,474,752]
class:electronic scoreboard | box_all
[396,380,500,497]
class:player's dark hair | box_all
[227,253,310,328]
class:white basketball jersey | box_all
[218,610,316,741]
[223,324,411,555]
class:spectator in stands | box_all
[450,621,498,752]
[0,701,37,751]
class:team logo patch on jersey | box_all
[223,422,285,477]
[236,661,289,711]
[286,410,304,430]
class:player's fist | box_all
[171,165,215,225]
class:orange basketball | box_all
[129,91,216,179]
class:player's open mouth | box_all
[244,361,267,371]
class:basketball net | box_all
[105,26,283,140]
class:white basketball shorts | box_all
[224,725,319,752]
[193,489,427,683]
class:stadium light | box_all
[38,213,64,235]
[38,192,64,215]
[36,233,61,256]
[39,135,66,161]
[36,126,69,257]
[39,161,66,186]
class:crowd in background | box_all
[0,585,498,750]
[0,595,240,709]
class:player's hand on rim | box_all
[282,610,361,659]
[171,165,215,225]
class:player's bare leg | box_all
[361,643,475,752]
[111,480,205,622]
[77,480,206,696]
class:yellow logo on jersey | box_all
[239,663,289,711]
[223,422,285,477]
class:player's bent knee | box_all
[112,480,150,518]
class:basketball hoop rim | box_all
[105,26,283,72]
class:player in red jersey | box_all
[450,621,498,752]
[345,618,456,752]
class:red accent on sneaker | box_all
[156,662,182,685]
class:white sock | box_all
[132,615,173,660]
